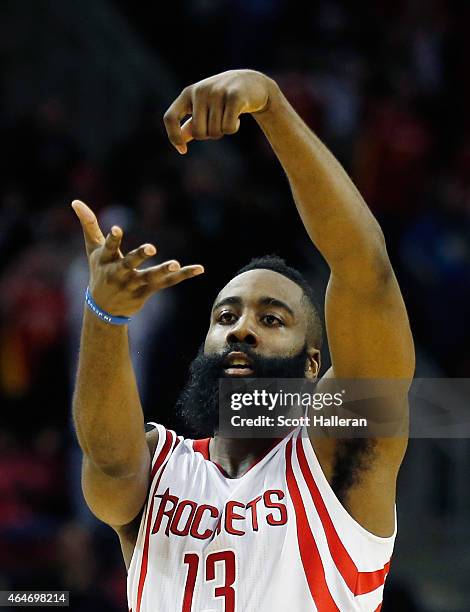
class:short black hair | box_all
[235,255,323,348]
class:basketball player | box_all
[72,69,414,611]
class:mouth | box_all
[223,351,254,377]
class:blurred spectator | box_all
[0,243,69,428]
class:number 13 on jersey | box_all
[182,550,236,612]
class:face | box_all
[205,269,318,368]
[175,270,321,437]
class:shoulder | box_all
[146,426,159,459]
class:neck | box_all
[209,436,280,479]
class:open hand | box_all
[72,200,204,318]
[163,69,275,154]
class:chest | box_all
[150,451,290,546]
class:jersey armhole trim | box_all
[148,424,179,478]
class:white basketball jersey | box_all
[127,424,395,612]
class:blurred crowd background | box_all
[0,1,469,610]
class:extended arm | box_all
[71,200,203,528]
[73,310,150,527]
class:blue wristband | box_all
[85,287,131,325]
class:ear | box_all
[305,347,321,380]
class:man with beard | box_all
[72,70,414,612]
[174,261,319,440]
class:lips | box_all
[223,351,254,376]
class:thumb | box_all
[71,200,105,256]
[177,117,194,154]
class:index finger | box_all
[163,88,192,153]
[137,262,204,290]
[71,200,105,256]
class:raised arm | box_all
[163,69,414,383]
[71,200,203,529]
[251,78,415,379]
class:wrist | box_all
[252,76,282,117]
[85,286,131,326]
[83,307,129,333]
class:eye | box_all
[261,314,284,327]
[217,311,237,325]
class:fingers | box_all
[175,106,236,155]
[99,226,124,263]
[163,87,192,154]
[208,95,224,139]
[180,117,194,150]
[120,243,157,270]
[164,83,240,154]
[161,264,205,288]
[102,242,157,291]
[222,90,241,135]
[191,92,209,141]
[136,261,204,291]
[71,200,105,256]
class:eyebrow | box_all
[212,295,295,318]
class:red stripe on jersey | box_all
[374,605,382,611]
[296,436,391,595]
[137,429,174,612]
[193,437,210,459]
[285,439,339,611]
[151,429,175,479]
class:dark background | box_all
[0,0,469,610]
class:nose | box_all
[226,318,258,347]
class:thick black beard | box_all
[175,342,310,438]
